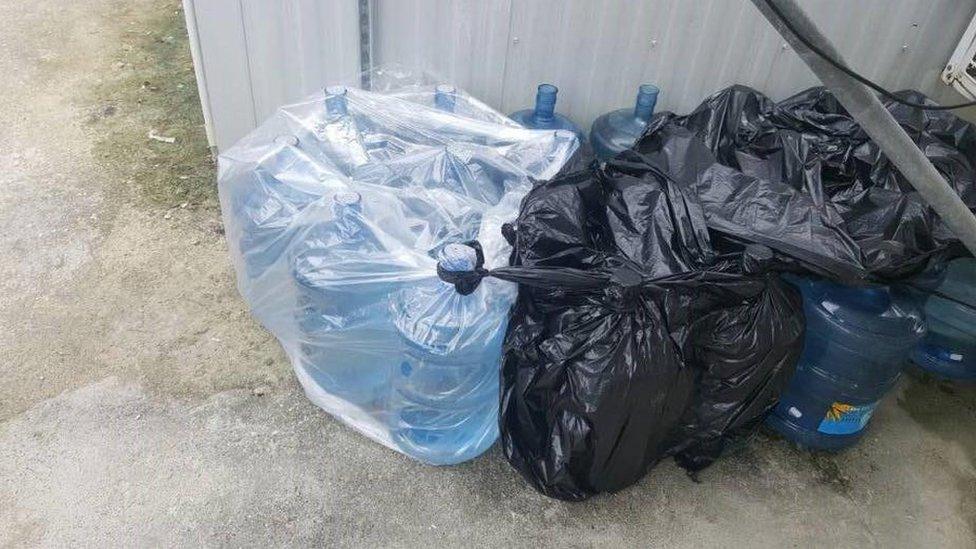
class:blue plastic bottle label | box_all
[817,401,878,435]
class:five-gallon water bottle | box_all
[766,276,925,450]
[590,84,660,160]
[509,84,585,143]
[291,191,399,407]
[912,258,976,381]
[233,134,335,280]
[310,86,373,173]
[389,243,507,464]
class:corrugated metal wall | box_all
[186,0,976,151]
[183,0,361,150]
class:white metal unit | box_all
[186,0,976,152]
[943,12,976,99]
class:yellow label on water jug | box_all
[817,401,878,435]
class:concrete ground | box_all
[0,0,974,547]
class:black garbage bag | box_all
[487,155,804,501]
[634,85,976,284]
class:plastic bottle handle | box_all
[325,86,349,117]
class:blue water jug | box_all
[389,244,507,464]
[291,191,399,406]
[912,258,976,381]
[590,84,660,160]
[232,134,334,279]
[509,84,585,143]
[766,276,924,450]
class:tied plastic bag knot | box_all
[605,265,645,310]
[436,240,489,296]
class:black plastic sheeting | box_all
[490,157,805,501]
[482,85,976,500]
[635,85,976,284]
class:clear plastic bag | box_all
[353,65,519,128]
[217,71,578,464]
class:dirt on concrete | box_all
[0,0,974,547]
[898,374,976,536]
[85,1,216,206]
[0,0,289,424]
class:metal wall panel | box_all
[186,0,976,151]
[183,0,256,151]
[372,0,514,108]
[184,0,360,150]
[488,0,976,125]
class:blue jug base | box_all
[304,374,386,406]
[393,425,498,465]
[908,352,976,383]
[300,352,391,406]
[764,413,866,452]
[391,406,499,465]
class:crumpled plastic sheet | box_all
[634,85,976,284]
[217,71,579,464]
[354,65,520,128]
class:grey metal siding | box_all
[183,0,360,150]
[186,0,976,151]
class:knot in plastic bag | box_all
[436,241,489,295]
[604,266,646,311]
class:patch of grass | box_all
[87,0,216,206]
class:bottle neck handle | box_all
[533,85,558,123]
[634,85,659,122]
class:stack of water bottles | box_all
[217,70,578,464]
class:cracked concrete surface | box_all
[0,0,974,547]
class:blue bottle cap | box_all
[331,191,364,240]
[635,84,660,121]
[274,134,299,147]
[434,83,457,112]
[333,190,362,208]
[439,243,477,272]
[332,190,362,216]
[325,86,349,116]
[534,83,558,123]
